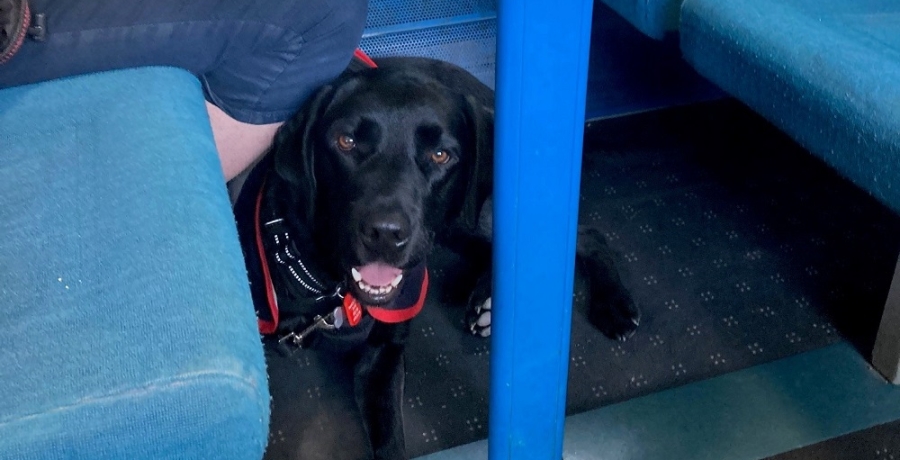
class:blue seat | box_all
[0,68,269,459]
[681,0,900,213]
[601,0,682,39]
[680,0,900,384]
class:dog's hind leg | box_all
[576,226,640,341]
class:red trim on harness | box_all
[354,49,378,69]
[254,180,280,335]
[367,270,429,323]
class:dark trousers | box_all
[1,0,368,123]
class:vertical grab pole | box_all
[490,0,595,459]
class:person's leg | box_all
[207,102,281,181]
[1,0,368,181]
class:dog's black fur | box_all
[237,56,639,460]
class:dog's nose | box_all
[361,214,411,250]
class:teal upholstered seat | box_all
[681,0,900,214]
[0,68,269,459]
[681,0,900,383]
[602,0,682,39]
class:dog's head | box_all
[269,58,493,307]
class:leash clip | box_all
[277,310,339,355]
[276,284,349,356]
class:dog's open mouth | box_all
[349,262,405,305]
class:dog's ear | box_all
[455,94,495,235]
[270,84,336,225]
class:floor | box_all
[773,417,900,460]
[423,342,900,460]
[262,100,900,460]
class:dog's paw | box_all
[589,296,640,341]
[466,296,492,337]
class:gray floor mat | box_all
[263,100,899,459]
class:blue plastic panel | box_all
[490,0,595,459]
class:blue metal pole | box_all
[490,0,594,459]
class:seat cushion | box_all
[601,0,682,39]
[681,0,900,213]
[0,68,269,459]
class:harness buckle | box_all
[315,284,344,303]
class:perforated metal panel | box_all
[360,0,497,88]
[365,0,495,30]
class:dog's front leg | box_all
[442,229,494,338]
[355,322,410,460]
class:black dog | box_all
[233,56,640,460]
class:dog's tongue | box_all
[357,263,402,287]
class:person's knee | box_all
[278,0,369,91]
[202,0,370,124]
[267,0,368,74]
[305,0,369,54]
[329,0,369,48]
[266,0,368,50]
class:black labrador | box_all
[233,56,640,460]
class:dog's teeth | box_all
[355,276,400,297]
[351,268,362,282]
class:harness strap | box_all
[253,178,280,335]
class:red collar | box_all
[353,49,378,69]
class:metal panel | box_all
[365,0,496,30]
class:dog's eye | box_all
[430,150,451,165]
[336,134,356,152]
